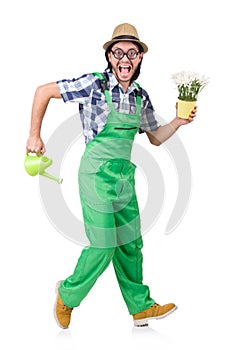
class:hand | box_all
[26,136,46,156]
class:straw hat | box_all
[103,23,148,53]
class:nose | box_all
[120,53,130,62]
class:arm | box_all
[146,105,197,146]
[26,82,61,155]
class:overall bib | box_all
[59,73,155,314]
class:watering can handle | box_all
[26,152,43,156]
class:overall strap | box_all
[134,82,142,115]
[93,72,114,110]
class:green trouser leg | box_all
[59,237,155,314]
[112,237,155,315]
[59,246,115,308]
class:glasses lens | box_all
[127,49,138,59]
[113,48,124,59]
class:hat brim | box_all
[103,38,148,53]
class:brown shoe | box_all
[133,303,177,327]
[54,281,73,329]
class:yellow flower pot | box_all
[177,99,196,119]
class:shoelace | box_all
[62,305,73,312]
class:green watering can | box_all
[24,153,63,184]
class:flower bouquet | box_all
[171,71,209,119]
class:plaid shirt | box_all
[57,72,159,143]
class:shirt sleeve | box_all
[139,89,160,133]
[56,73,95,104]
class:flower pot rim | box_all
[178,98,197,102]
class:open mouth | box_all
[118,65,132,74]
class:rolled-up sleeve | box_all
[56,74,94,104]
[139,90,160,133]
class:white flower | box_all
[171,70,209,101]
[171,71,208,86]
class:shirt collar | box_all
[106,71,139,95]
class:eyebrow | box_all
[112,46,138,51]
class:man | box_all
[26,23,197,328]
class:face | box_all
[108,41,144,89]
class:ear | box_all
[137,52,144,63]
[107,51,112,63]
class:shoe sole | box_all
[53,280,68,329]
[133,305,178,327]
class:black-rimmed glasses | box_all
[110,48,139,60]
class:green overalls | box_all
[59,73,155,314]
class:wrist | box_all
[29,127,41,138]
[170,117,181,131]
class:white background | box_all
[1,0,232,349]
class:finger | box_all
[190,111,196,118]
[26,146,34,154]
[41,144,46,154]
[35,148,43,156]
[192,106,197,113]
[190,108,197,118]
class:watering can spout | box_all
[41,171,63,184]
[24,153,63,184]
